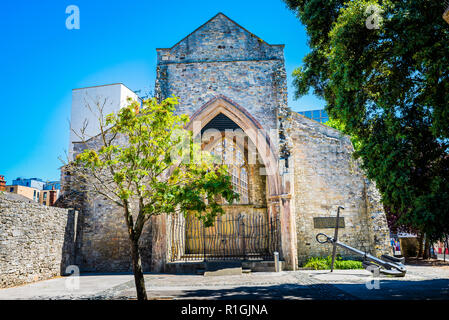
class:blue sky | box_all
[0,0,325,183]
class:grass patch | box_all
[303,255,363,270]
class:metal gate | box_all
[169,213,280,261]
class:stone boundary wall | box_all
[65,142,153,273]
[0,196,76,288]
[75,191,153,273]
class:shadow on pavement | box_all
[331,278,449,300]
[170,278,449,300]
[173,283,355,300]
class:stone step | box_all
[196,269,205,275]
[242,260,284,272]
[205,261,242,271]
[167,260,283,274]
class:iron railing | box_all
[169,213,280,262]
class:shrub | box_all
[303,257,329,270]
[302,255,363,270]
[334,259,363,269]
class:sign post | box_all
[330,206,344,272]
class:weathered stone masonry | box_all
[289,113,391,264]
[154,13,298,269]
[0,195,76,288]
[59,12,391,273]
[0,13,392,290]
[57,135,153,273]
[155,13,286,137]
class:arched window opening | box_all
[210,136,249,204]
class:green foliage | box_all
[302,256,329,270]
[324,117,362,152]
[334,259,364,270]
[285,0,449,241]
[75,96,239,231]
[303,255,363,270]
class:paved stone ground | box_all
[437,254,449,262]
[303,265,449,300]
[0,265,448,300]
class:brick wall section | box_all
[0,195,75,288]
[289,113,391,264]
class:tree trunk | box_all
[130,238,148,300]
[423,236,430,260]
[417,233,424,259]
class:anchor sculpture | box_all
[316,206,407,277]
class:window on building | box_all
[43,201,46,206]
[209,136,249,204]
[300,109,330,124]
[43,193,47,200]
[10,187,14,192]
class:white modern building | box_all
[68,83,140,160]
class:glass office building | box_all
[297,109,329,123]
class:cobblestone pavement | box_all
[0,265,448,300]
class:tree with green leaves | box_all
[70,96,238,299]
[285,0,449,248]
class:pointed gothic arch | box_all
[186,95,282,199]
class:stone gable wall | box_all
[156,60,283,136]
[157,14,284,64]
[155,14,287,138]
[0,195,75,288]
